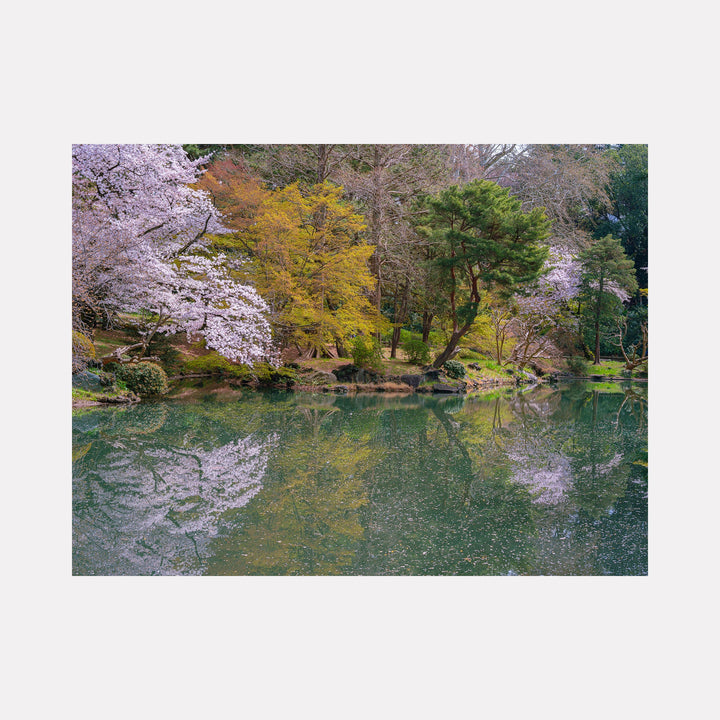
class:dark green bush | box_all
[443,359,466,379]
[146,333,182,371]
[114,361,169,396]
[566,356,590,376]
[402,336,431,365]
[351,336,383,370]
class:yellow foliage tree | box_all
[247,182,383,355]
[200,159,384,357]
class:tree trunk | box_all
[371,256,382,342]
[316,144,330,184]
[390,326,401,359]
[432,327,469,368]
[389,284,399,358]
[421,312,433,344]
[371,144,383,342]
[390,282,410,359]
[334,336,349,358]
[593,273,604,364]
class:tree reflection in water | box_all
[73,383,647,576]
[73,403,277,575]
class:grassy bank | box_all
[74,318,646,407]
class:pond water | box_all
[72,382,647,576]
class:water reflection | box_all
[73,403,277,574]
[73,383,648,576]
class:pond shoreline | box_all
[71,370,646,408]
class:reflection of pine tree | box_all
[357,395,540,576]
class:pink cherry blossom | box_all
[73,144,276,364]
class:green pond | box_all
[72,382,648,576]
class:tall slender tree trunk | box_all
[371,144,383,342]
[390,282,410,358]
[593,272,604,364]
[316,143,329,184]
[421,311,433,344]
[370,255,382,342]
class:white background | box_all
[2,2,716,718]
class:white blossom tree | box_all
[507,253,581,370]
[486,252,581,370]
[72,144,276,365]
[108,252,277,364]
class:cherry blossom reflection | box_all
[73,432,277,575]
[503,391,575,505]
[510,452,574,505]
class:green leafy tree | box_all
[418,179,550,367]
[590,144,648,288]
[337,144,453,352]
[578,235,638,364]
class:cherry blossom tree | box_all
[510,251,580,369]
[484,252,581,369]
[72,144,276,365]
[106,252,277,364]
[508,253,582,370]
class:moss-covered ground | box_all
[582,358,648,379]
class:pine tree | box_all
[418,179,550,367]
[578,235,638,364]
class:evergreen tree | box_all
[418,179,550,367]
[577,235,638,364]
[591,145,648,288]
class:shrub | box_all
[351,336,383,370]
[402,336,431,365]
[146,333,182,370]
[184,352,250,378]
[443,359,466,379]
[457,348,482,361]
[566,356,589,376]
[72,330,96,372]
[114,361,169,396]
[252,363,297,386]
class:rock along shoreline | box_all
[73,361,645,407]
